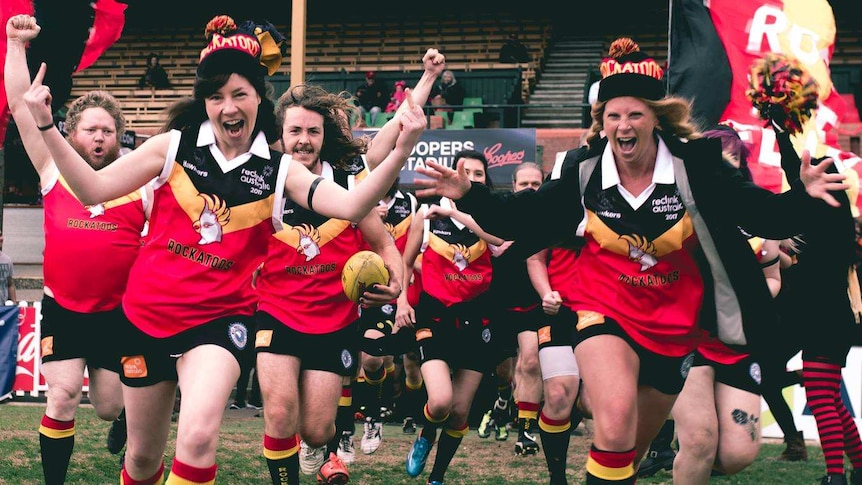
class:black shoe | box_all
[514,431,540,455]
[637,447,675,478]
[403,417,417,434]
[106,410,127,455]
[822,473,848,485]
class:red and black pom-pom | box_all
[745,52,819,134]
[608,37,639,59]
[205,15,237,40]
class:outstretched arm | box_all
[287,94,426,222]
[23,62,169,204]
[365,49,445,169]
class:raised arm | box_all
[22,63,168,203]
[5,15,53,181]
[365,48,445,169]
[285,96,426,222]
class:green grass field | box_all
[0,402,836,484]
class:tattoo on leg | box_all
[731,409,759,441]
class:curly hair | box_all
[274,84,368,169]
[585,95,702,147]
[65,90,125,137]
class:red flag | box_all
[0,0,35,147]
[77,0,127,72]
[707,0,857,192]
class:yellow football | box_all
[342,250,390,303]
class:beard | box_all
[69,138,121,171]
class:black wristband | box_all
[37,122,54,132]
[307,176,324,212]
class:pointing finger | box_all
[33,62,47,86]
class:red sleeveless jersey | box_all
[123,128,284,337]
[570,165,704,357]
[256,163,363,334]
[42,176,145,312]
[420,198,492,307]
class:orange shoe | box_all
[317,452,349,484]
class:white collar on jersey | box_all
[196,120,272,173]
[600,136,674,190]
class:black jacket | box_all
[455,134,817,354]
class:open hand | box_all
[800,150,849,207]
[414,159,472,200]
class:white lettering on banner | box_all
[748,6,820,65]
[412,140,472,157]
[17,326,37,376]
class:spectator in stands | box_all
[498,33,530,63]
[356,71,389,126]
[138,53,172,89]
[430,70,466,123]
[0,232,17,304]
[386,80,408,113]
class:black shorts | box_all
[538,305,578,351]
[254,311,359,377]
[118,314,254,387]
[40,295,124,373]
[693,351,762,395]
[495,304,543,359]
[357,303,397,336]
[413,292,496,373]
[574,312,695,395]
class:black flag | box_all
[666,0,733,130]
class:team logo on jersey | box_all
[262,165,274,178]
[749,362,762,385]
[482,328,491,343]
[451,243,471,271]
[294,223,321,261]
[194,194,231,245]
[228,322,248,350]
[86,203,105,218]
[620,233,658,271]
[381,304,395,316]
[341,349,354,369]
[680,352,695,379]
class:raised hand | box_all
[799,149,849,207]
[23,62,54,127]
[414,159,472,200]
[422,48,446,77]
[6,14,40,43]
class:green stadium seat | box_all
[445,111,475,130]
[463,97,483,108]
